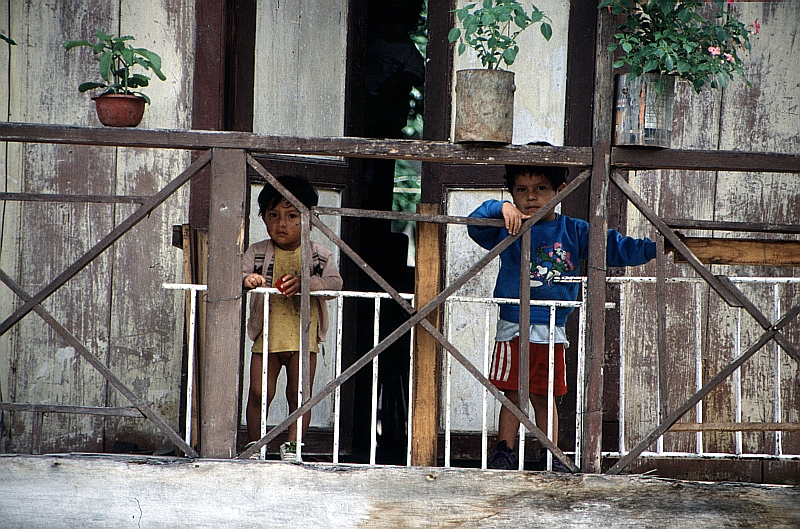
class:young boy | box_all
[242,175,343,460]
[467,164,659,470]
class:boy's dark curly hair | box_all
[257,175,319,217]
[504,165,568,193]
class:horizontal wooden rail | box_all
[0,403,144,418]
[668,422,800,432]
[612,147,800,173]
[0,121,591,166]
[673,237,800,267]
[665,219,800,234]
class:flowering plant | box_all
[598,0,755,93]
[448,0,552,70]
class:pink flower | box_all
[726,0,734,4]
[708,46,721,56]
[723,52,734,62]
[754,19,760,35]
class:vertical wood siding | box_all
[1,0,195,453]
[253,0,347,138]
[623,2,800,456]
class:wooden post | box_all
[583,6,616,473]
[200,148,247,458]
[411,203,443,466]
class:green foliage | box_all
[448,0,552,70]
[1,32,16,46]
[64,30,166,104]
[392,160,421,234]
[598,0,754,93]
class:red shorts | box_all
[489,337,567,396]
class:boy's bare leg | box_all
[245,352,279,442]
[498,392,559,451]
[285,351,318,441]
[530,393,559,448]
[497,390,521,448]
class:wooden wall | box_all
[0,0,195,453]
[622,2,800,456]
[253,0,348,138]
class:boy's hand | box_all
[243,273,266,289]
[501,201,530,235]
[663,231,685,255]
[276,274,300,297]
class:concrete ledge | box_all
[1,454,799,528]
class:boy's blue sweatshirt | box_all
[468,200,656,326]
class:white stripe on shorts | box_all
[491,341,512,383]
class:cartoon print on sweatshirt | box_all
[530,242,575,288]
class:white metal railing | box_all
[167,275,799,467]
[608,276,800,461]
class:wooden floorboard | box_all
[1,454,799,528]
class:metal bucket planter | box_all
[454,69,515,144]
[92,94,146,127]
[613,73,675,148]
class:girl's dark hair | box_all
[257,175,319,217]
[504,165,568,192]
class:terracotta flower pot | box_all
[92,94,146,127]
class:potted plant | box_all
[599,0,755,146]
[447,1,552,143]
[64,31,167,127]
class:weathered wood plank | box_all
[0,403,143,417]
[412,204,442,467]
[0,122,594,166]
[201,148,247,458]
[672,238,800,267]
[2,455,800,528]
[669,422,800,432]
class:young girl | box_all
[242,175,342,460]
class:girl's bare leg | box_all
[285,351,318,441]
[246,352,280,442]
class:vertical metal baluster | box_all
[695,283,704,455]
[370,296,380,465]
[482,304,493,470]
[333,295,344,464]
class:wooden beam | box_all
[583,3,616,474]
[0,122,591,166]
[411,203,442,467]
[0,403,144,417]
[200,148,247,458]
[668,422,800,432]
[673,237,800,267]
[612,147,800,173]
[664,219,800,235]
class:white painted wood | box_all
[253,0,347,138]
[444,189,508,432]
[623,2,800,457]
[1,454,799,528]
[0,0,195,453]
[451,0,569,145]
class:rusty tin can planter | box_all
[454,69,516,144]
[92,94,146,127]
[613,73,675,148]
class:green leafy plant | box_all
[599,0,755,93]
[1,32,16,46]
[64,30,166,104]
[448,0,552,70]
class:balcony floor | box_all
[2,453,799,528]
